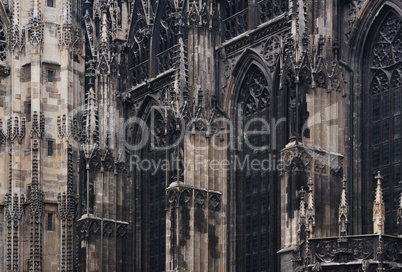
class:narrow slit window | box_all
[48,70,54,82]
[48,213,53,231]
[48,140,54,156]
[25,101,31,122]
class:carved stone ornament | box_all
[240,66,270,117]
[262,35,281,68]
[370,14,402,96]
[208,193,221,211]
[314,238,374,263]
[28,16,44,44]
[77,218,129,238]
[281,145,344,175]
[345,0,365,41]
[166,186,221,211]
[194,190,207,208]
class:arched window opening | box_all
[235,65,273,271]
[369,12,402,234]
[135,108,166,272]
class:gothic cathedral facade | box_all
[0,0,402,271]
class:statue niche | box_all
[286,70,309,142]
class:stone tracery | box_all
[240,66,270,117]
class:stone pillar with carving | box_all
[279,143,345,269]
[29,113,45,272]
[164,1,226,271]
[28,0,45,268]
[279,145,308,271]
[0,0,87,269]
[166,127,225,272]
[57,147,76,272]
[278,0,349,270]
[5,193,25,272]
[75,0,132,270]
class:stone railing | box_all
[257,0,288,25]
[130,60,149,87]
[156,44,180,75]
[297,234,402,270]
[222,9,248,41]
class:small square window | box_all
[47,0,54,7]
[48,70,54,83]
[48,140,53,156]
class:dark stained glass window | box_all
[370,12,402,235]
[236,65,273,271]
[48,140,54,156]
[140,110,166,272]
[47,213,53,231]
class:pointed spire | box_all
[307,178,315,211]
[339,177,349,237]
[373,171,385,235]
[299,186,306,220]
[298,186,307,244]
[340,178,348,207]
[85,86,99,145]
[306,177,315,238]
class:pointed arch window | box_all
[135,108,166,272]
[235,65,275,271]
[369,12,402,234]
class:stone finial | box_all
[84,86,99,148]
[298,186,307,244]
[307,177,315,211]
[373,171,385,235]
[299,186,306,220]
[306,177,315,238]
[339,177,349,237]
